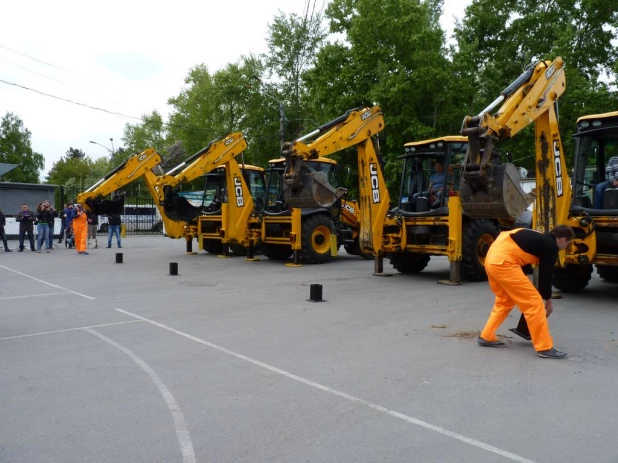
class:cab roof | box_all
[404,136,467,147]
[577,111,618,123]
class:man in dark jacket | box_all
[0,207,11,251]
[106,214,122,248]
[16,204,36,252]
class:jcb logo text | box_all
[234,177,244,207]
[370,163,380,203]
[553,141,563,197]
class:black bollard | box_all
[309,284,324,302]
[115,253,123,264]
[169,262,179,276]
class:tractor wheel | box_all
[389,252,430,274]
[301,214,334,264]
[461,219,499,281]
[596,265,618,283]
[552,264,593,292]
[229,244,247,256]
[203,239,223,254]
[262,244,293,261]
[344,238,372,259]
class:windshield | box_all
[398,142,467,210]
[243,169,266,211]
[265,167,285,212]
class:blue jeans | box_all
[594,181,610,209]
[108,225,121,247]
[37,224,49,250]
[48,225,55,249]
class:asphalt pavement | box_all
[1,236,616,463]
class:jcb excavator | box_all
[260,157,367,263]
[150,132,264,257]
[461,57,618,291]
[280,106,387,265]
[77,149,187,239]
[552,110,618,290]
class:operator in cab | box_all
[477,225,574,359]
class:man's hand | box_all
[612,179,618,188]
[545,299,554,318]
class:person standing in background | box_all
[45,200,58,250]
[72,203,89,255]
[0,207,11,252]
[35,202,52,253]
[16,204,36,252]
[86,210,99,249]
[106,214,122,248]
[58,203,68,244]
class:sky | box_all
[0,0,470,180]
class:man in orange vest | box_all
[478,225,574,359]
[72,204,89,255]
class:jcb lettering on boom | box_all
[234,176,244,207]
[553,141,563,197]
[225,137,234,146]
[361,111,371,121]
[137,153,147,161]
[370,163,380,203]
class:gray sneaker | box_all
[477,337,507,347]
[537,348,568,359]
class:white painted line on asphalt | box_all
[0,292,68,300]
[116,308,536,463]
[0,320,142,341]
[0,264,95,300]
[85,327,196,463]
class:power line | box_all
[0,57,69,86]
[0,43,82,77]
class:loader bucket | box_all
[460,163,535,219]
[85,196,125,217]
[283,171,347,209]
[162,187,203,222]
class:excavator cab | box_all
[399,137,468,213]
[264,159,287,213]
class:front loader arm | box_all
[77,148,162,216]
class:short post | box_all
[169,262,179,276]
[309,284,323,302]
[116,253,123,264]
[186,239,192,253]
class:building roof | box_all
[0,163,19,178]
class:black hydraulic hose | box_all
[501,62,537,98]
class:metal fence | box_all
[58,185,163,236]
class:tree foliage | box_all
[0,112,44,183]
[45,150,108,188]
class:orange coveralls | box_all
[480,229,553,352]
[72,209,88,253]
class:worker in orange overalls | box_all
[478,225,574,359]
[72,204,89,255]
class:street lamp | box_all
[248,76,286,150]
[89,139,115,165]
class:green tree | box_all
[452,0,618,169]
[66,147,86,159]
[0,112,44,183]
[122,110,167,155]
[45,153,92,187]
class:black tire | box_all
[262,244,293,260]
[596,265,618,283]
[461,219,499,281]
[344,238,372,259]
[229,243,247,256]
[203,239,223,254]
[389,252,430,274]
[301,214,334,264]
[553,264,593,292]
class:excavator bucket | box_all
[283,171,347,209]
[162,186,204,222]
[460,163,535,219]
[85,195,125,217]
